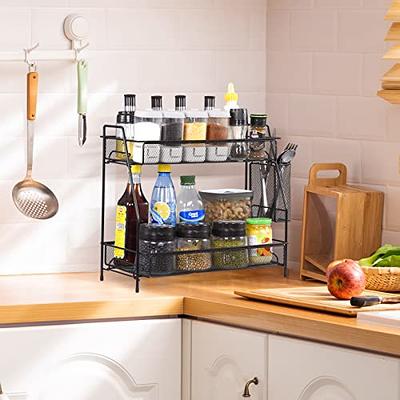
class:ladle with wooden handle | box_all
[12,67,59,219]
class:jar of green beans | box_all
[211,220,248,269]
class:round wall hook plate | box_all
[63,14,89,46]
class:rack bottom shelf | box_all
[101,240,288,281]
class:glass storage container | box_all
[249,114,269,161]
[211,220,248,269]
[183,110,208,162]
[199,189,253,223]
[229,108,249,161]
[133,110,162,164]
[176,223,211,271]
[206,109,230,162]
[246,218,273,264]
[138,224,175,275]
[160,111,184,163]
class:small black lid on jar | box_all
[250,113,268,127]
[229,108,248,126]
[117,111,135,124]
[204,95,215,110]
[139,224,175,242]
[212,220,246,237]
[151,95,163,110]
[175,95,186,110]
[176,222,210,239]
[124,94,136,112]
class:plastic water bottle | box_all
[150,164,176,226]
[177,176,205,224]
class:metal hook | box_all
[24,42,39,71]
[74,42,89,61]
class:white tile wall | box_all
[266,0,400,263]
[0,0,266,274]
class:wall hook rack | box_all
[0,14,89,64]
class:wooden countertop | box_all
[0,268,399,357]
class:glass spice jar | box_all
[138,224,175,275]
[211,220,249,269]
[229,108,249,161]
[206,109,230,162]
[249,114,268,160]
[176,223,211,271]
[246,218,273,265]
[115,111,134,160]
[183,110,208,162]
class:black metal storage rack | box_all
[100,124,290,292]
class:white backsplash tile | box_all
[267,0,400,262]
[0,1,266,274]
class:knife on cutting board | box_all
[351,295,400,307]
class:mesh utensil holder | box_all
[250,161,291,222]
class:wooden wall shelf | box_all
[378,89,400,104]
[385,0,400,21]
[378,1,400,103]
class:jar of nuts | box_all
[176,223,212,272]
[199,189,253,223]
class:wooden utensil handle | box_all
[308,163,347,187]
[27,72,38,121]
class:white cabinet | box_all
[0,319,181,400]
[191,321,267,400]
[268,335,400,400]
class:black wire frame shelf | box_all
[100,124,290,292]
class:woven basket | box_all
[361,266,400,292]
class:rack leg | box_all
[283,210,289,278]
[100,130,107,282]
[135,276,140,293]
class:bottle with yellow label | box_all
[114,165,148,266]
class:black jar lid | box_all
[139,224,175,242]
[124,94,136,112]
[212,220,246,237]
[151,95,163,110]
[176,222,210,239]
[204,95,215,110]
[117,111,135,124]
[250,113,268,127]
[229,108,248,126]
[175,94,187,110]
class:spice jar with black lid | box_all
[249,113,268,160]
[211,220,249,269]
[138,224,175,275]
[229,108,249,161]
[160,110,184,163]
[206,109,230,162]
[176,222,212,271]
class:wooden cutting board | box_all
[234,286,400,317]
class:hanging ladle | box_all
[12,64,59,219]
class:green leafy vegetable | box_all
[359,244,400,268]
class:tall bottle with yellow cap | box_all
[150,164,177,226]
[114,165,148,266]
[224,82,239,111]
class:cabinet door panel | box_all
[0,319,181,400]
[191,321,267,400]
[268,335,400,400]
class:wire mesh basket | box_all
[250,160,291,222]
